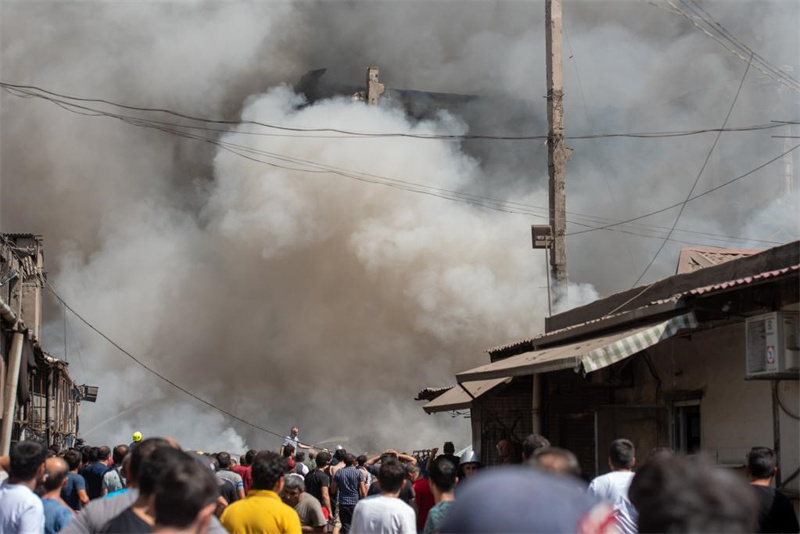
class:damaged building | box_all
[420,241,799,506]
[0,234,96,454]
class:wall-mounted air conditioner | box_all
[745,311,799,378]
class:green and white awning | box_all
[456,312,698,382]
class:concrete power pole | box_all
[545,0,571,308]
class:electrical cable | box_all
[629,52,754,288]
[0,81,791,140]
[1,84,790,249]
[43,279,327,448]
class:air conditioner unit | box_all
[745,311,799,378]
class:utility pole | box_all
[545,0,571,308]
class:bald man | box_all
[42,457,75,533]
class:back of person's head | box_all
[64,449,82,471]
[443,442,455,455]
[88,446,100,463]
[356,454,367,466]
[529,447,582,478]
[282,444,295,458]
[129,437,170,487]
[378,458,406,493]
[154,451,218,531]
[217,451,231,469]
[252,451,287,491]
[98,446,111,462]
[629,453,757,533]
[10,441,47,481]
[80,446,90,465]
[440,467,606,533]
[139,446,186,497]
[333,448,347,462]
[522,434,551,459]
[112,444,128,465]
[747,447,776,480]
[343,453,356,467]
[245,449,257,466]
[283,473,305,492]
[429,457,457,493]
[406,464,420,479]
[44,457,70,492]
[295,452,305,463]
[608,438,635,469]
[316,451,331,468]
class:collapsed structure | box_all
[420,241,799,505]
[0,234,95,454]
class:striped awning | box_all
[457,312,698,383]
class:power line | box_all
[657,0,800,94]
[0,81,791,141]
[566,142,800,238]
[44,280,324,448]
[630,52,753,288]
[1,84,788,249]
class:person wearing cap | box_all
[129,432,143,451]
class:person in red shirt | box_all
[410,465,435,532]
[231,449,256,494]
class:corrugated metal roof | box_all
[676,247,762,275]
[685,264,800,295]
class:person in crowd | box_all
[104,454,132,499]
[521,434,551,462]
[129,432,143,451]
[152,451,219,534]
[423,457,457,534]
[295,452,310,477]
[41,457,74,534]
[305,452,317,474]
[457,450,481,482]
[587,439,638,534]
[0,441,47,534]
[205,454,238,506]
[355,455,372,489]
[82,446,110,500]
[746,447,799,533]
[331,453,366,533]
[629,452,757,533]
[102,445,128,496]
[364,450,417,477]
[440,467,614,534]
[232,449,256,494]
[412,463,434,532]
[366,464,416,506]
[425,443,460,474]
[281,427,313,457]
[101,446,188,532]
[351,458,415,534]
[529,447,583,480]
[304,451,333,519]
[495,439,519,464]
[216,452,246,501]
[62,449,90,511]
[281,474,326,533]
[220,451,301,534]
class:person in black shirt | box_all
[305,451,333,518]
[747,447,800,533]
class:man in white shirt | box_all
[0,440,47,534]
[351,458,415,534]
[587,438,638,534]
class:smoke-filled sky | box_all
[1,1,798,452]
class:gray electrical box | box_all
[745,311,799,378]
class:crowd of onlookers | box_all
[0,426,798,533]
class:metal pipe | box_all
[0,332,25,455]
[0,296,17,325]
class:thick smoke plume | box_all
[1,1,797,452]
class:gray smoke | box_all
[1,1,797,452]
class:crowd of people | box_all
[0,426,798,534]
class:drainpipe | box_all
[0,331,25,455]
[0,296,17,325]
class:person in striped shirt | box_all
[331,454,366,533]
